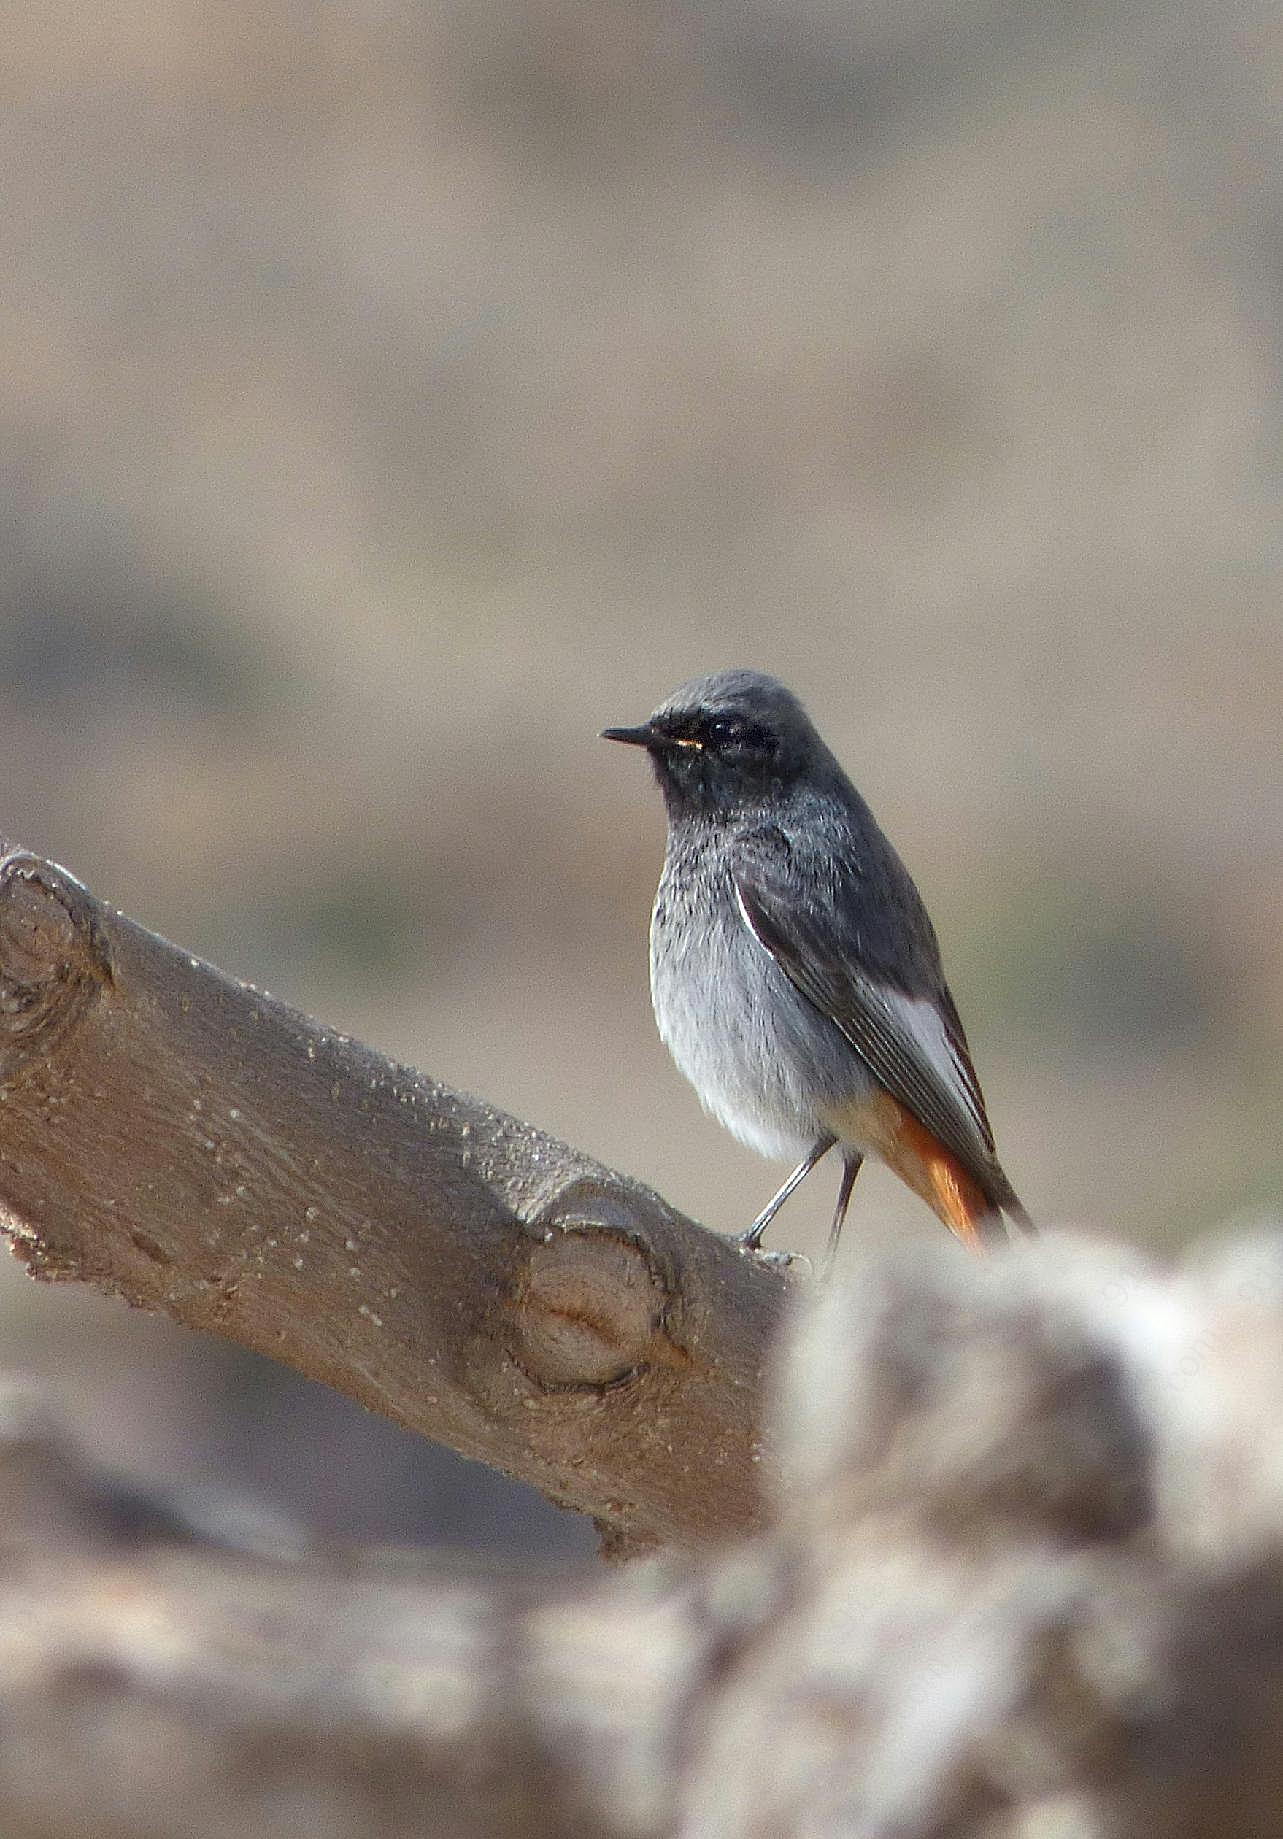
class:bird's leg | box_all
[823,1153,864,1271]
[735,1135,837,1253]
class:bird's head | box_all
[602,670,824,820]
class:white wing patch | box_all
[733,879,760,944]
[882,990,989,1142]
[733,873,993,1163]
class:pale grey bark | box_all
[0,842,784,1554]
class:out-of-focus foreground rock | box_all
[5,1225,1283,1838]
[688,1225,1283,1837]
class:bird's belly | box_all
[650,899,871,1163]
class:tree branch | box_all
[0,1389,686,1839]
[7,1230,1283,1838]
[0,842,787,1553]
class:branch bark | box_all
[7,1229,1283,1839]
[0,1391,686,1839]
[0,842,787,1553]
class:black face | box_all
[604,673,818,818]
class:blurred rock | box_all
[9,1229,1283,1833]
[683,1225,1283,1836]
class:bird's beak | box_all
[600,724,657,748]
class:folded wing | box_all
[734,855,1027,1222]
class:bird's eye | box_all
[706,717,743,749]
[704,715,776,758]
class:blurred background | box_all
[0,0,1279,1559]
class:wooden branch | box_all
[0,842,787,1553]
[0,1391,689,1839]
[7,1230,1283,1839]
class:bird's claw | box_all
[735,1242,812,1274]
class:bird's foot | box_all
[733,1239,812,1274]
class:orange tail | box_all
[830,1090,997,1253]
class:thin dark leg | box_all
[735,1135,837,1252]
[824,1153,864,1269]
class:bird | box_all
[602,669,1032,1260]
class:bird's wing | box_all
[733,852,1002,1191]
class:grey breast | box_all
[648,829,872,1162]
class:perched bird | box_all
[603,670,1032,1259]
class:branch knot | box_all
[0,853,109,1074]
[510,1183,675,1389]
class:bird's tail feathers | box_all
[983,1168,1036,1238]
